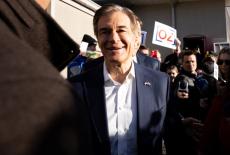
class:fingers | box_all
[177,91,189,99]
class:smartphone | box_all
[178,81,189,93]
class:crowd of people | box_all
[0,0,230,155]
[160,40,230,155]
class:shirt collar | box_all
[103,61,135,85]
[133,55,137,63]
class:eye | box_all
[118,29,126,32]
[117,27,128,33]
[99,28,110,35]
[100,30,108,35]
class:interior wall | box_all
[51,0,100,44]
[176,0,226,43]
[132,0,226,60]
[133,4,173,59]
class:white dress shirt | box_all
[103,62,137,155]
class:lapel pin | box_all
[144,81,151,86]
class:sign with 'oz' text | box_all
[152,21,177,49]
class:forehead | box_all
[183,54,196,61]
[219,53,230,59]
[97,11,132,29]
[167,68,177,73]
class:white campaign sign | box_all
[152,21,177,49]
[213,62,219,80]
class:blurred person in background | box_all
[199,47,230,155]
[133,15,161,70]
[150,49,162,62]
[202,51,218,76]
[166,65,179,84]
[67,34,101,78]
[161,38,182,72]
[138,45,150,56]
[83,34,102,59]
[164,50,211,155]
[199,53,218,120]
[216,47,230,95]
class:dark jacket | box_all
[0,0,79,71]
[136,52,160,70]
[164,69,211,155]
[69,62,170,155]
[0,0,86,155]
[161,53,180,72]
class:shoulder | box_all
[69,63,103,84]
[135,63,169,81]
[145,55,160,65]
[83,56,104,71]
[68,72,86,83]
[137,52,157,63]
[68,68,100,98]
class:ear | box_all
[132,35,140,57]
[134,35,141,51]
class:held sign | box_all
[213,62,219,80]
[152,21,177,49]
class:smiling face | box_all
[96,11,138,67]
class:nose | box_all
[108,30,120,43]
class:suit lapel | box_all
[136,52,145,64]
[84,63,110,145]
[135,63,156,129]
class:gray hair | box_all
[93,4,139,37]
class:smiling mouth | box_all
[107,47,124,50]
[107,47,125,53]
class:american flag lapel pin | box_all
[144,81,151,86]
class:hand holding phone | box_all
[177,81,189,99]
[178,81,189,93]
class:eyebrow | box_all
[117,25,129,29]
[99,25,129,31]
[98,27,109,32]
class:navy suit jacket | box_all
[70,62,170,155]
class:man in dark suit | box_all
[0,0,88,155]
[70,4,170,155]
